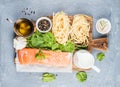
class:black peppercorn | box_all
[38,19,50,31]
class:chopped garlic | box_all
[13,37,27,50]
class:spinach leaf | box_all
[51,43,60,50]
[76,71,87,82]
[42,72,56,82]
[26,31,75,52]
[96,52,105,61]
[62,41,75,52]
[75,45,87,50]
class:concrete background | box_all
[0,0,120,87]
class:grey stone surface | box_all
[0,0,120,87]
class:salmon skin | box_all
[18,48,72,67]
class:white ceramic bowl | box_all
[36,17,52,33]
[73,50,94,69]
[73,50,100,73]
[96,18,111,34]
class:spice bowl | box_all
[96,18,111,34]
[36,17,52,33]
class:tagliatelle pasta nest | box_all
[52,11,71,44]
[52,12,90,46]
[70,14,90,46]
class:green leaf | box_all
[42,72,56,82]
[35,49,46,60]
[35,53,40,59]
[59,44,65,51]
[63,41,75,52]
[96,52,105,61]
[76,71,87,82]
[75,45,87,50]
[26,31,75,52]
[51,43,60,50]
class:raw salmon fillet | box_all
[18,48,72,67]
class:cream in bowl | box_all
[73,50,100,73]
[36,17,52,33]
[96,18,111,34]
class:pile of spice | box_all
[38,19,51,31]
[21,8,35,16]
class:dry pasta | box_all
[70,14,90,46]
[52,11,71,44]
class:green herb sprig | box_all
[35,49,45,60]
